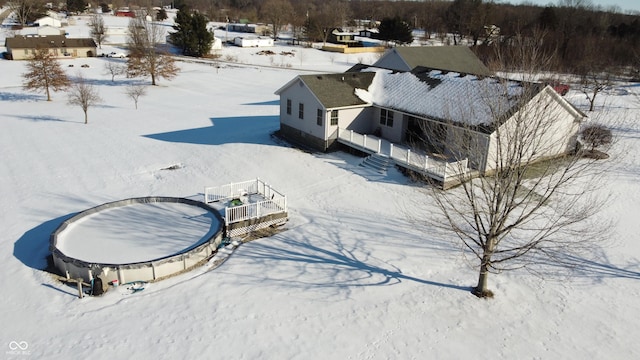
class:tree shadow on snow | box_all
[0,91,44,102]
[233,211,471,295]
[528,249,640,282]
[9,114,71,122]
[143,115,279,146]
[14,212,77,271]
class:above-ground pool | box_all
[50,197,225,285]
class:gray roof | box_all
[297,72,376,109]
[5,35,96,49]
[374,46,492,77]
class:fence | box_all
[204,178,288,227]
[337,128,468,182]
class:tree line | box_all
[6,0,640,73]
[183,0,640,74]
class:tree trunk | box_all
[46,87,51,101]
[473,237,496,298]
[473,259,491,297]
[84,111,88,124]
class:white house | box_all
[35,16,62,28]
[233,36,273,47]
[275,67,585,186]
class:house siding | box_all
[335,107,373,134]
[484,88,581,172]
[376,108,404,143]
[279,80,330,150]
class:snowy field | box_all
[1,12,640,359]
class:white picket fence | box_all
[204,178,287,227]
[336,128,468,182]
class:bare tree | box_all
[127,15,179,86]
[260,0,294,40]
[414,46,609,298]
[67,73,101,124]
[306,0,350,45]
[103,60,126,82]
[9,0,46,27]
[22,49,70,101]
[89,14,108,49]
[579,71,612,112]
[124,84,147,109]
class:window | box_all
[286,99,291,115]
[317,109,323,126]
[380,109,394,127]
[330,110,338,126]
[298,103,304,119]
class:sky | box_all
[507,0,640,13]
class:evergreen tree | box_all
[67,0,87,14]
[170,7,214,57]
[377,16,413,45]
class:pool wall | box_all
[50,197,225,284]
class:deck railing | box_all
[204,178,287,226]
[223,197,287,227]
[337,128,468,182]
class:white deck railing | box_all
[223,197,287,227]
[204,178,287,226]
[337,128,468,182]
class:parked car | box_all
[542,79,570,96]
[107,52,127,58]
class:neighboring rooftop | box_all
[5,35,96,49]
[373,46,493,77]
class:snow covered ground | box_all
[1,13,640,359]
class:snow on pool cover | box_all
[53,197,222,264]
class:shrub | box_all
[581,125,612,151]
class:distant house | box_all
[5,35,97,60]
[328,29,359,46]
[233,36,273,47]
[34,16,62,28]
[227,23,270,35]
[372,46,493,77]
[358,29,377,38]
[18,25,65,36]
[115,10,136,17]
[275,68,585,187]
